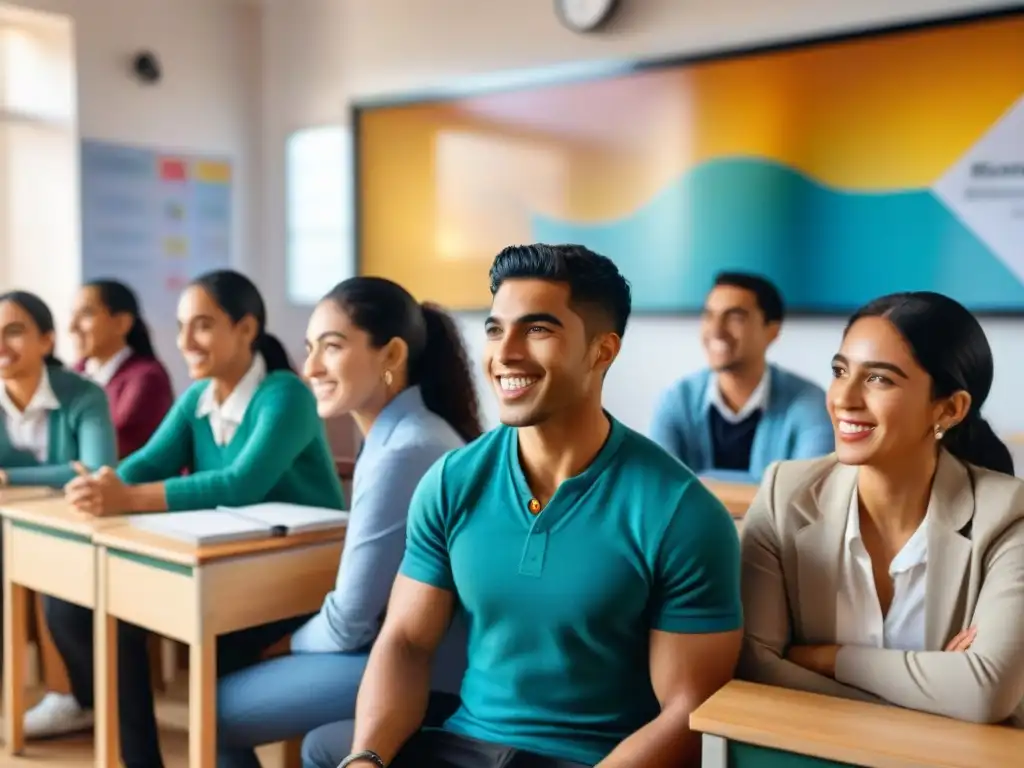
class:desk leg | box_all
[702,734,727,768]
[189,636,216,767]
[2,520,27,754]
[94,548,120,768]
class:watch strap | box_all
[338,751,386,768]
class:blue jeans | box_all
[216,650,371,768]
[301,692,461,768]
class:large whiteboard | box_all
[80,140,232,319]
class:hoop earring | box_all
[383,369,393,388]
[934,423,945,440]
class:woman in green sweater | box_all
[37,271,345,768]
[0,290,117,679]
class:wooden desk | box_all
[691,680,1024,768]
[0,491,125,756]
[701,480,758,520]
[92,524,345,768]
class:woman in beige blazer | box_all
[740,291,1024,725]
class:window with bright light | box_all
[285,125,354,305]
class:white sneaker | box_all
[24,692,94,739]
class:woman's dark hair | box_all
[324,277,483,443]
[0,290,62,367]
[190,270,293,373]
[86,279,156,359]
[846,291,1013,475]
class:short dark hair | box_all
[713,272,784,324]
[847,291,1013,475]
[489,244,632,336]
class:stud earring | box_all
[383,369,393,388]
[934,423,945,440]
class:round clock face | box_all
[555,0,619,32]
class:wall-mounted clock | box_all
[554,0,621,34]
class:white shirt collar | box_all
[845,490,929,573]
[0,366,60,420]
[708,368,770,425]
[85,347,133,387]
[196,353,267,422]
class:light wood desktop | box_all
[0,490,126,757]
[700,479,757,524]
[91,522,345,768]
[691,680,1024,768]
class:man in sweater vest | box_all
[650,272,833,483]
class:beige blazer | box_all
[739,450,1024,725]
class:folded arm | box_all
[738,464,879,702]
[835,516,1024,723]
[6,386,118,488]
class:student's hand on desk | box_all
[786,644,839,677]
[64,463,131,516]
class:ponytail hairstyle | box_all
[845,291,1013,475]
[323,277,483,443]
[0,290,62,368]
[189,270,294,373]
[86,279,156,359]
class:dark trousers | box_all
[45,596,309,768]
[391,730,591,768]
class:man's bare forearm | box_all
[597,703,699,768]
[349,632,435,763]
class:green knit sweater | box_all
[0,366,118,488]
[118,371,345,511]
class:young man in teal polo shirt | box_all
[338,244,743,768]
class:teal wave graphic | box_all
[530,158,1024,312]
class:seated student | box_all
[70,279,174,458]
[740,291,1024,724]
[215,277,479,768]
[0,291,117,673]
[328,245,742,768]
[650,272,832,483]
[41,270,345,767]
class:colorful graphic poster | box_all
[80,141,232,319]
[355,12,1024,313]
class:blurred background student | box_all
[70,279,174,458]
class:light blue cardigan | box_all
[649,364,833,484]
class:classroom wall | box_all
[10,0,262,393]
[259,0,1024,437]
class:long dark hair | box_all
[324,277,482,443]
[86,280,156,359]
[846,292,1013,475]
[0,290,62,367]
[190,270,293,373]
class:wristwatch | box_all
[338,751,386,768]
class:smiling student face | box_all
[0,300,53,380]
[828,316,966,468]
[176,285,256,380]
[483,278,617,427]
[303,299,396,419]
[701,284,778,373]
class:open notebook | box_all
[127,503,349,546]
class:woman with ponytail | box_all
[740,291,1024,727]
[214,276,481,768]
[70,280,174,458]
[46,270,345,766]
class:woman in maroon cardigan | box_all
[70,280,173,460]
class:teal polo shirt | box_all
[400,417,742,766]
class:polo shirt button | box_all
[528,498,542,514]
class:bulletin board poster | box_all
[80,140,232,319]
[354,12,1024,313]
